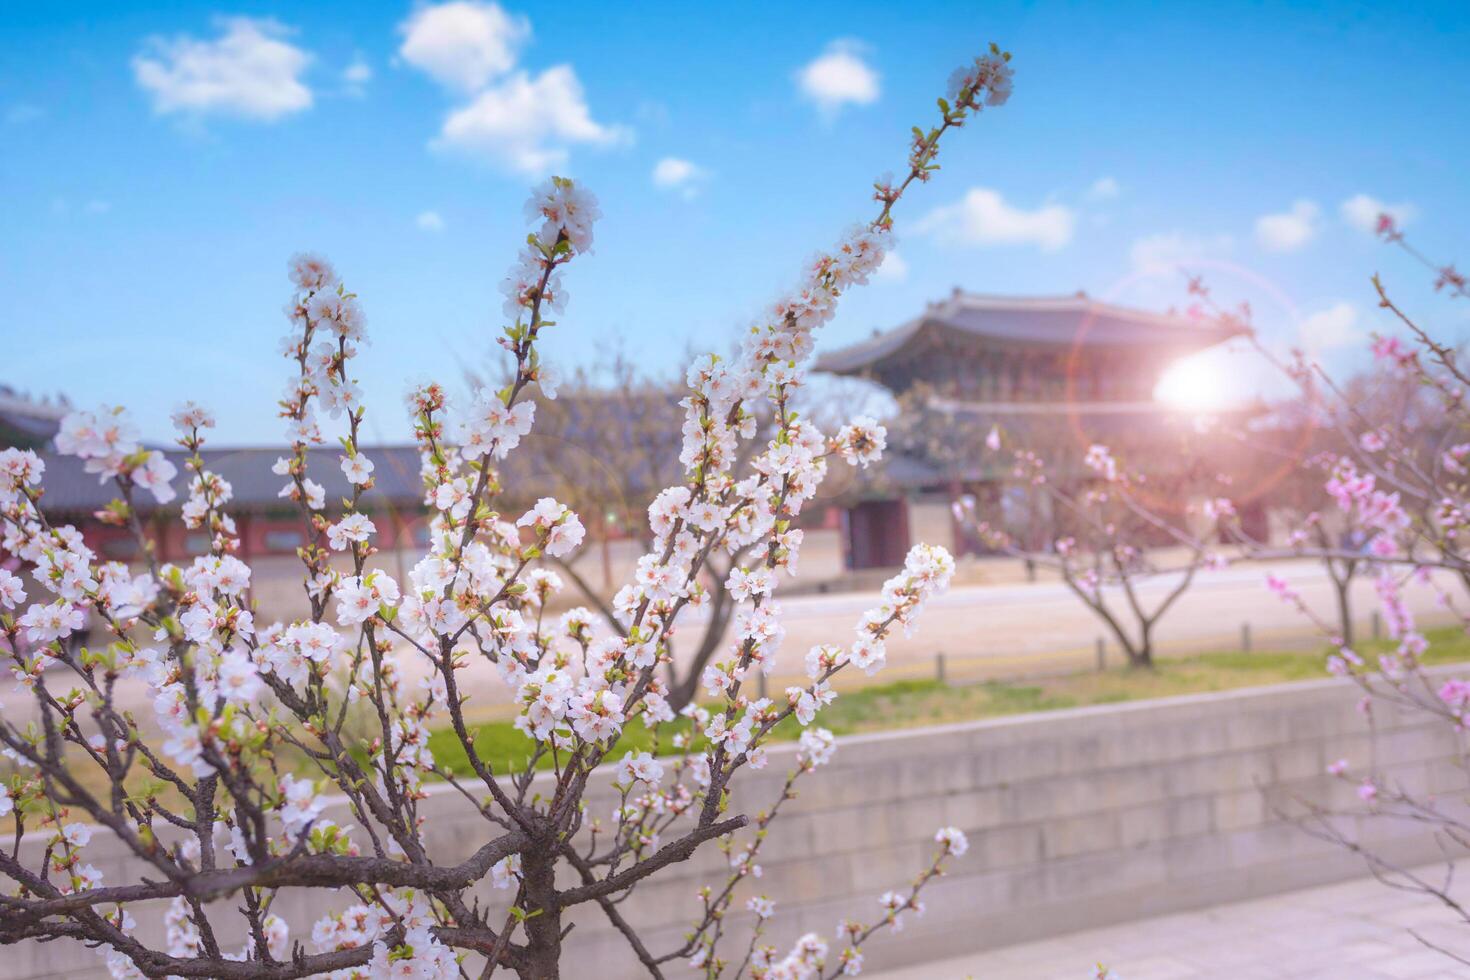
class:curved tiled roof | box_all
[32,446,429,516]
[32,421,684,518]
[0,389,69,449]
[814,291,1244,375]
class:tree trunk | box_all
[1332,561,1356,650]
[1129,623,1155,670]
[666,562,738,713]
[668,668,702,716]
[1084,600,1154,672]
[517,845,563,979]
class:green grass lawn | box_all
[48,627,1470,805]
[427,626,1470,777]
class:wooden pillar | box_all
[947,478,966,557]
[238,513,251,561]
[237,513,253,606]
[391,506,408,584]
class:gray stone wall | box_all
[5,674,1464,978]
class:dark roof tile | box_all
[34,446,426,516]
[814,291,1243,375]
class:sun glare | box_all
[1155,355,1228,413]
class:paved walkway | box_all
[874,870,1470,979]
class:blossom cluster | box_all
[501,177,601,320]
[1323,457,1408,557]
[281,252,367,446]
[56,406,177,503]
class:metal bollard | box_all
[936,652,947,685]
[1241,622,1252,653]
[1372,611,1382,640]
[758,672,767,700]
[1096,637,1106,672]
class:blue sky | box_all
[3,1,1468,444]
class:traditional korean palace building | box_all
[3,291,1253,591]
[813,290,1249,569]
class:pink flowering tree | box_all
[959,438,1229,669]
[1209,295,1459,650]
[1261,227,1470,953]
[1152,222,1470,961]
[0,46,1015,980]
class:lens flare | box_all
[1155,354,1228,412]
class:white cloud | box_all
[434,65,625,175]
[652,157,708,198]
[398,1,529,93]
[1255,199,1320,252]
[342,56,372,95]
[797,40,879,116]
[652,157,698,187]
[915,188,1075,251]
[84,200,112,215]
[132,17,312,121]
[1128,232,1234,274]
[416,210,446,232]
[1298,301,1359,353]
[1086,176,1120,201]
[403,4,621,176]
[1340,193,1418,235]
[873,250,909,283]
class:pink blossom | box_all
[1265,574,1298,604]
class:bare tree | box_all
[959,440,1229,669]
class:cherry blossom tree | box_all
[466,355,760,713]
[1138,220,1470,963]
[1205,302,1459,651]
[1221,418,1369,648]
[0,45,1015,980]
[958,438,1230,669]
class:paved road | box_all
[871,866,1470,978]
[10,558,1460,727]
[692,558,1461,684]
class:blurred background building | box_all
[3,291,1270,614]
[814,290,1255,567]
